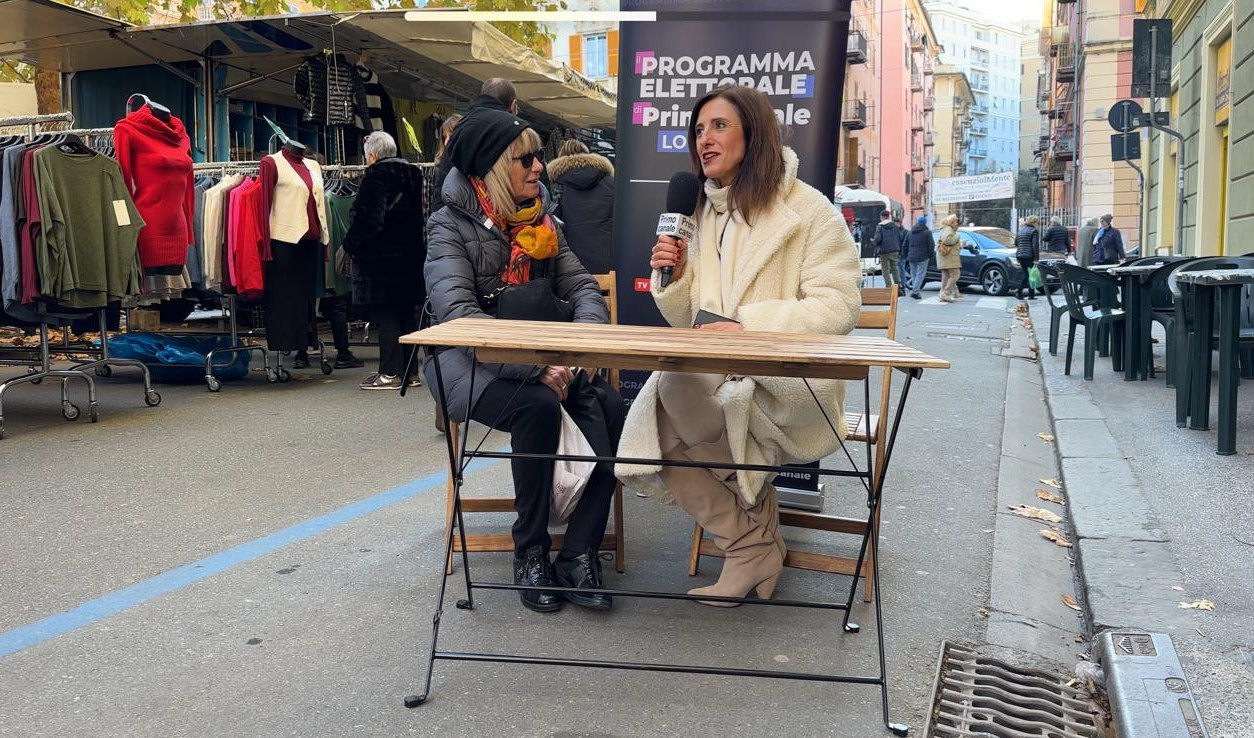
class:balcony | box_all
[841,164,867,187]
[970,52,990,70]
[910,70,924,92]
[969,145,989,158]
[1055,43,1077,82]
[912,116,925,132]
[1052,134,1076,161]
[910,156,925,172]
[1039,161,1068,181]
[924,131,935,147]
[909,32,924,52]
[847,30,869,65]
[922,95,934,112]
[842,99,868,130]
[970,121,988,136]
[910,187,927,208]
[1052,100,1074,121]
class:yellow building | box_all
[932,64,975,194]
[1144,0,1249,255]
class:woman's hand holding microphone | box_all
[650,235,688,284]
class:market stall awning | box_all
[0,3,616,129]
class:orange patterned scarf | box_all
[471,177,559,285]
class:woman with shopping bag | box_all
[422,108,624,613]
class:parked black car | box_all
[925,227,1066,296]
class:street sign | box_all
[1108,100,1142,132]
[1111,132,1141,162]
[932,171,1015,204]
[1131,19,1172,97]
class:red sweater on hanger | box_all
[114,105,195,269]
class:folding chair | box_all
[687,286,899,602]
[443,272,626,574]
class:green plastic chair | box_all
[1059,264,1126,380]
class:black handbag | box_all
[490,259,575,323]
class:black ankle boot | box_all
[513,545,562,613]
[554,550,612,611]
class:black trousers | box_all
[469,371,625,557]
[1016,256,1038,297]
[302,294,350,355]
[369,304,418,376]
[264,240,319,352]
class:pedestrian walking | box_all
[1015,215,1041,300]
[905,215,934,300]
[1092,214,1125,265]
[1044,215,1071,255]
[547,139,615,273]
[624,85,861,606]
[936,213,962,302]
[872,209,903,291]
[1076,217,1099,266]
[342,131,427,390]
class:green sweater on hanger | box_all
[34,146,144,308]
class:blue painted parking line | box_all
[0,459,496,660]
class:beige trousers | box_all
[940,268,961,301]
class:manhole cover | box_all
[926,642,1101,737]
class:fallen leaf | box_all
[1041,529,1072,547]
[1036,489,1065,505]
[1061,594,1081,611]
[977,607,989,618]
[1179,599,1216,611]
[1040,478,1063,489]
[1037,433,1055,443]
[1171,586,1184,592]
[1009,505,1063,524]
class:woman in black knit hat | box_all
[422,108,624,614]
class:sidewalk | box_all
[1026,299,1254,738]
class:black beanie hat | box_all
[446,108,532,178]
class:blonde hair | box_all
[1025,215,1040,227]
[558,139,589,157]
[481,127,543,222]
[944,214,959,227]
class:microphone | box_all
[656,171,701,287]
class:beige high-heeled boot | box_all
[660,441,785,607]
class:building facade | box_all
[838,0,883,191]
[1144,0,1251,256]
[1019,20,1044,173]
[1036,0,1142,252]
[880,0,942,221]
[925,1,1024,175]
[932,64,976,216]
[546,0,621,94]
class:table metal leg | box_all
[1217,286,1240,455]
[1123,278,1139,382]
[1139,284,1153,381]
[1189,286,1214,431]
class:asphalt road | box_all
[1,289,1019,737]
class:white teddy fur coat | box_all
[615,148,863,507]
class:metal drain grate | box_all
[926,641,1102,738]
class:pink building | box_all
[877,0,941,222]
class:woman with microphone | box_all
[617,85,862,606]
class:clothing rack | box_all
[0,114,162,439]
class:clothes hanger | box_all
[55,133,95,156]
[126,93,172,122]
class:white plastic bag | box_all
[551,407,595,524]
[1065,254,1078,266]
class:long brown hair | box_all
[686,85,784,225]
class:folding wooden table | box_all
[399,318,949,735]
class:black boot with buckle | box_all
[513,545,562,613]
[554,550,612,611]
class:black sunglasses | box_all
[513,150,544,168]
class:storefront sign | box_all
[931,171,1015,204]
[1215,36,1231,127]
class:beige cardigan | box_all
[616,148,863,506]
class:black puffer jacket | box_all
[548,152,615,273]
[906,222,935,262]
[1043,223,1070,253]
[294,53,370,127]
[1015,225,1040,261]
[342,157,425,306]
[422,168,608,421]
